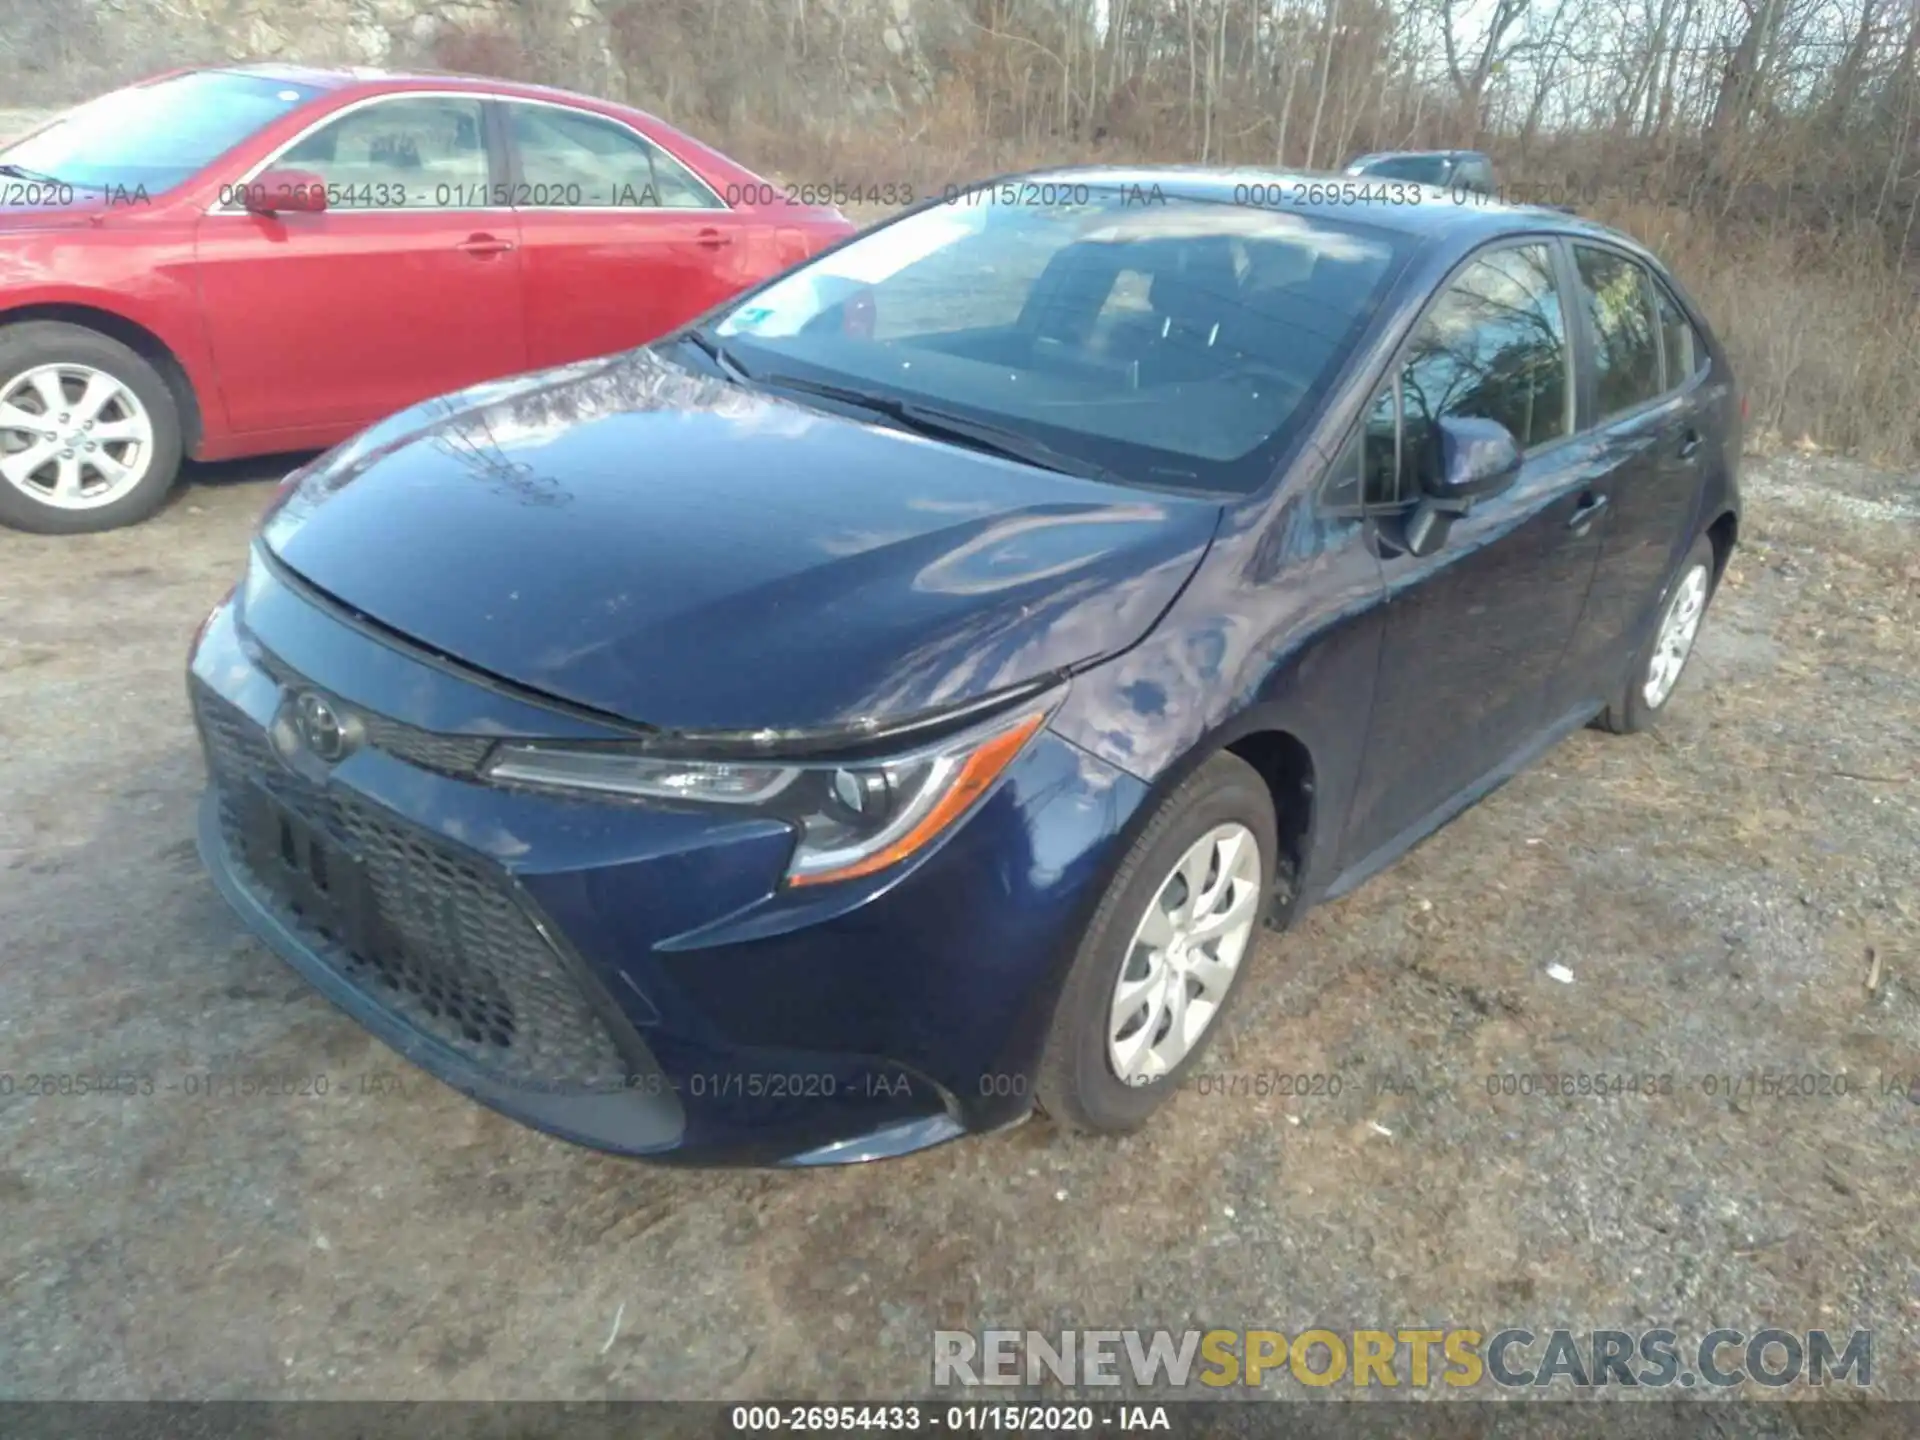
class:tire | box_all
[0,322,185,534]
[1035,750,1277,1135]
[1597,531,1716,734]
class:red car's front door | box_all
[496,99,759,368]
[193,92,527,438]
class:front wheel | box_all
[0,322,184,534]
[1597,531,1717,734]
[1035,750,1276,1135]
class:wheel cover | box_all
[1106,822,1262,1085]
[1643,562,1709,708]
[0,363,156,510]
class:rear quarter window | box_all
[1651,280,1707,389]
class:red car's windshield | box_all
[1,71,322,195]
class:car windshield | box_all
[0,71,321,195]
[1354,155,1454,185]
[706,185,1408,494]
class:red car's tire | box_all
[0,321,185,535]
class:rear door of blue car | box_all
[1547,240,1715,706]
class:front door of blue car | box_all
[1336,239,1606,868]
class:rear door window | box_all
[1573,245,1663,419]
[506,103,722,209]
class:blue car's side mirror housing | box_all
[1428,414,1523,505]
[1389,415,1524,558]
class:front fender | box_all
[0,235,223,444]
[1049,487,1390,902]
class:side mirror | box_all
[1395,416,1521,557]
[243,168,328,215]
[1427,414,1522,504]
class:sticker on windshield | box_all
[726,304,780,334]
[717,210,984,339]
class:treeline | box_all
[5,0,1918,457]
[578,0,1920,459]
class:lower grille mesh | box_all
[194,681,630,1093]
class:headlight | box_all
[484,692,1061,887]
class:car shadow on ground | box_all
[176,450,322,505]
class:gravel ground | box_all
[0,447,1915,1403]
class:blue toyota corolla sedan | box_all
[189,169,1740,1165]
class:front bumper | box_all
[188,556,1147,1165]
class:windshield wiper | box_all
[753,371,1123,485]
[0,163,68,186]
[678,329,752,383]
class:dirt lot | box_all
[0,444,1914,1402]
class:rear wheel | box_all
[0,322,184,534]
[1035,751,1276,1135]
[1598,532,1716,734]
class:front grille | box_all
[194,680,631,1094]
[252,648,495,777]
[361,715,496,775]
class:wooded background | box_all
[6,0,1920,459]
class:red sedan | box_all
[0,65,855,533]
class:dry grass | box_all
[1588,199,1920,465]
[764,121,1920,470]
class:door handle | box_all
[1677,428,1702,460]
[457,233,516,256]
[695,227,730,250]
[1568,492,1609,530]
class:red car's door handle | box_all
[695,228,731,250]
[457,233,516,256]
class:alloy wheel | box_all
[1107,822,1262,1085]
[0,363,156,510]
[1643,562,1709,708]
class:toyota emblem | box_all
[293,691,350,762]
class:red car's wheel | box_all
[0,321,184,535]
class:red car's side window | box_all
[505,104,723,210]
[278,96,489,210]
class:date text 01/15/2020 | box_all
[728,1405,1172,1431]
